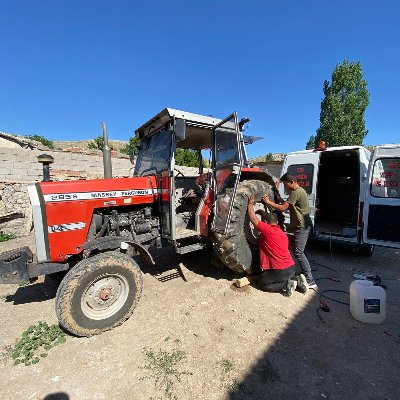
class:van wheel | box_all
[211,180,274,273]
[360,244,374,257]
[55,252,143,337]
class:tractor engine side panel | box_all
[37,177,158,262]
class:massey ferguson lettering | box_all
[121,190,149,196]
[91,191,117,198]
[43,189,153,203]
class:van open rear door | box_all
[279,151,320,228]
[363,144,400,248]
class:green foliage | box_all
[309,59,370,148]
[142,345,192,399]
[175,149,206,168]
[0,232,16,242]
[264,153,274,162]
[24,134,54,149]
[306,136,315,150]
[120,136,141,156]
[87,135,114,150]
[220,359,235,374]
[11,321,66,366]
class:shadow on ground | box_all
[5,278,59,305]
[226,243,400,400]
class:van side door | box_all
[362,144,400,248]
[278,152,320,230]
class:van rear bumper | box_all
[310,233,358,246]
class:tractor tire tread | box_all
[55,252,143,337]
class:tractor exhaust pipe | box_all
[101,121,113,179]
[37,154,54,182]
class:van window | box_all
[371,158,400,198]
[286,164,314,195]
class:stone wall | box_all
[0,182,32,235]
[0,146,133,182]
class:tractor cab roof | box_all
[135,108,262,151]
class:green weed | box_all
[230,377,240,390]
[278,311,288,319]
[0,233,16,242]
[220,359,235,374]
[11,321,66,366]
[142,346,192,399]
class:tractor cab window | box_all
[215,127,240,167]
[134,128,172,176]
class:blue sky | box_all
[1,1,399,159]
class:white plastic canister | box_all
[350,280,386,324]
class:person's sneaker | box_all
[294,274,309,293]
[307,279,318,289]
[285,279,297,297]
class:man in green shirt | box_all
[263,172,316,288]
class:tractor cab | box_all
[134,108,261,253]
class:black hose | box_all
[97,216,109,238]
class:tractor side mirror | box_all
[174,118,186,142]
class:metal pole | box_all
[101,121,113,179]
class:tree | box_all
[120,137,141,156]
[87,135,114,150]
[175,149,206,167]
[25,134,54,149]
[307,59,370,149]
[265,153,274,162]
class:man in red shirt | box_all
[247,194,308,296]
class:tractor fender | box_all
[240,169,277,188]
[125,241,155,265]
[79,237,155,265]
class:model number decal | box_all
[48,222,86,233]
[49,194,79,201]
[43,189,153,202]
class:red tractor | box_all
[0,109,277,336]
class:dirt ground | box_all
[1,234,399,400]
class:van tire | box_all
[211,180,274,273]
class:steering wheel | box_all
[174,168,185,180]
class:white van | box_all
[278,143,400,255]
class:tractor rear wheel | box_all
[212,180,275,273]
[55,252,143,337]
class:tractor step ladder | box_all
[174,236,204,254]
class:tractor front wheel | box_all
[55,252,143,337]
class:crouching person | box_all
[247,194,308,296]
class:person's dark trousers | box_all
[258,265,295,292]
[293,226,313,282]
